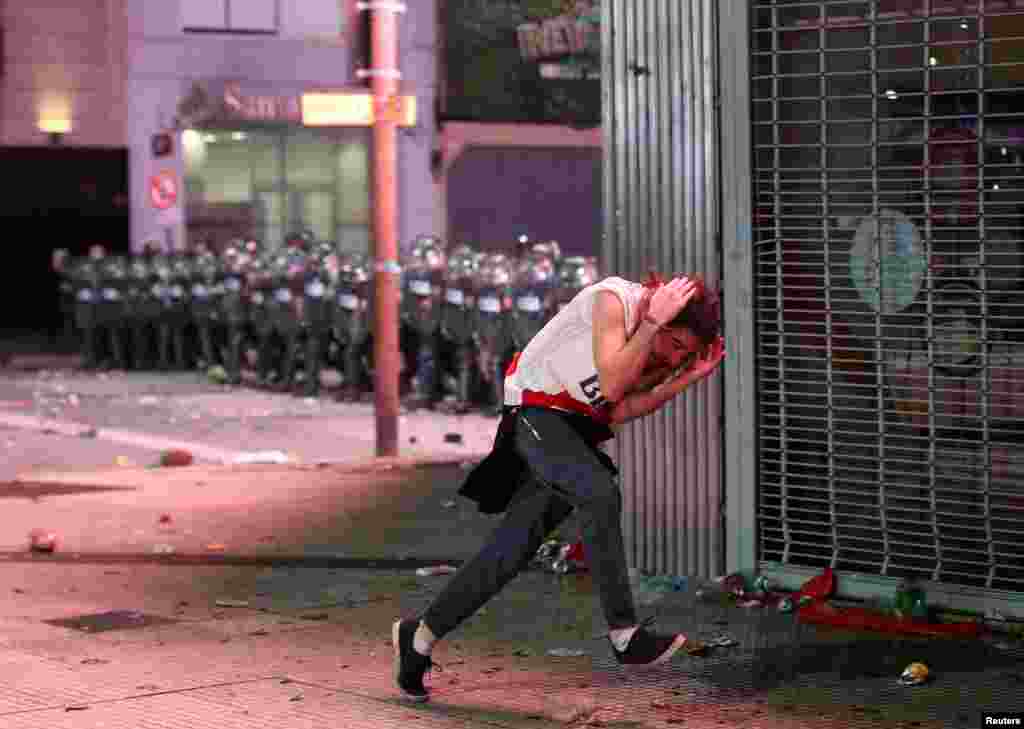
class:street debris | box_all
[79,428,98,438]
[80,658,110,665]
[159,449,194,467]
[66,393,80,407]
[416,565,458,577]
[289,694,303,702]
[899,661,930,686]
[206,365,228,384]
[533,539,588,575]
[206,543,227,552]
[215,599,250,608]
[138,396,160,406]
[444,432,463,444]
[546,647,586,657]
[28,528,58,553]
[152,544,176,555]
[408,436,418,444]
[65,705,89,712]
[985,608,1008,624]
[704,634,739,649]
[115,456,135,467]
[441,499,457,509]
[231,450,291,464]
[157,513,173,525]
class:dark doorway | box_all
[0,146,130,354]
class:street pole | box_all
[360,0,404,456]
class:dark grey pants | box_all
[422,406,638,636]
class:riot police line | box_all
[52,234,599,414]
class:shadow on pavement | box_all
[0,481,138,499]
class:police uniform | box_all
[331,256,371,400]
[71,256,102,369]
[299,245,333,396]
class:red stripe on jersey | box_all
[520,390,612,425]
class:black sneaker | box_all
[392,618,439,702]
[609,618,707,667]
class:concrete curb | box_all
[0,409,244,462]
[10,454,484,487]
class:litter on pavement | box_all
[230,450,292,464]
[546,648,586,657]
[159,449,194,467]
[899,662,931,686]
[415,565,458,577]
[704,634,740,649]
[215,599,250,608]
[28,529,58,553]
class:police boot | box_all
[81,326,99,370]
[455,345,473,414]
[197,323,216,370]
[225,327,244,385]
[302,330,324,397]
[277,333,299,393]
[169,324,186,370]
[257,333,277,386]
[108,326,127,370]
[157,323,173,370]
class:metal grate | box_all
[751,0,1024,592]
[603,0,722,579]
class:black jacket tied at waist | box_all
[458,405,617,514]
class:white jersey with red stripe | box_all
[503,276,645,422]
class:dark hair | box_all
[643,271,722,347]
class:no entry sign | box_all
[149,169,178,210]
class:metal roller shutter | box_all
[751,0,1024,592]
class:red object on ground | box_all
[798,567,836,601]
[565,540,587,568]
[160,449,194,467]
[798,601,983,637]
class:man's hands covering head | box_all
[640,277,698,329]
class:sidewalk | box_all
[0,369,499,482]
[1,556,1019,729]
[0,370,1021,727]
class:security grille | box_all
[751,0,1024,592]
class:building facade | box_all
[128,0,436,255]
[606,0,1024,613]
[0,0,436,335]
[436,0,603,255]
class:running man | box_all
[393,273,725,702]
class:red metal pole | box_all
[365,0,402,456]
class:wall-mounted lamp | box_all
[38,118,71,145]
[38,91,72,145]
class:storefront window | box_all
[183,127,370,252]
